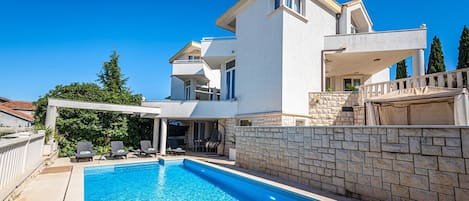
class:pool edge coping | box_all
[185,158,337,201]
[65,156,338,201]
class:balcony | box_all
[201,36,236,69]
[324,28,427,77]
[324,28,427,53]
[172,60,208,81]
[141,100,238,119]
[360,68,469,99]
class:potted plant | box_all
[95,146,111,160]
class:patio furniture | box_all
[110,141,128,159]
[168,139,186,155]
[193,139,206,152]
[204,130,220,152]
[140,140,157,157]
[75,141,95,162]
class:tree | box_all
[427,36,446,74]
[98,50,128,92]
[35,51,152,157]
[396,60,408,79]
[457,25,469,69]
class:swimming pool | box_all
[84,159,318,201]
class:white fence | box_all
[361,68,469,99]
[0,132,45,200]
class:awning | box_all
[365,87,469,126]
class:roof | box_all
[342,0,361,7]
[2,101,36,111]
[0,104,34,122]
[0,96,10,103]
[341,0,373,26]
[168,41,201,63]
[216,0,342,32]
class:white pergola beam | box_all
[48,98,161,115]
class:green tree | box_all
[427,36,446,74]
[396,60,408,79]
[34,52,152,157]
[457,25,469,69]
[98,51,128,92]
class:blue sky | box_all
[0,0,467,101]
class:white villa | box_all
[141,0,433,155]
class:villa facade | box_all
[142,0,428,154]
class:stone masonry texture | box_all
[309,92,359,126]
[236,126,469,201]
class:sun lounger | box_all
[110,141,128,159]
[140,140,157,157]
[75,141,95,162]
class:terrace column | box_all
[45,106,58,131]
[412,49,425,77]
[159,118,168,155]
[152,118,160,150]
[189,79,197,100]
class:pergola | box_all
[45,98,171,155]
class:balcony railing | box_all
[324,28,426,53]
[0,132,45,200]
[360,68,469,99]
[172,59,203,64]
[141,100,237,119]
[201,36,236,41]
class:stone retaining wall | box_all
[236,126,469,201]
[309,92,359,126]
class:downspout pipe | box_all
[335,13,341,34]
[321,48,347,91]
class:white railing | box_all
[172,59,203,64]
[0,132,45,200]
[360,68,469,99]
[201,36,237,41]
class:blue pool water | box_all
[84,159,317,201]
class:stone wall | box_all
[236,112,283,126]
[236,112,312,126]
[219,118,237,156]
[309,92,359,126]
[236,126,469,201]
[353,106,365,126]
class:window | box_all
[274,0,281,9]
[344,78,361,91]
[188,56,200,61]
[226,60,236,100]
[344,79,352,91]
[326,77,331,91]
[185,80,191,100]
[286,0,302,14]
[240,120,252,127]
[193,122,206,140]
[353,79,361,87]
